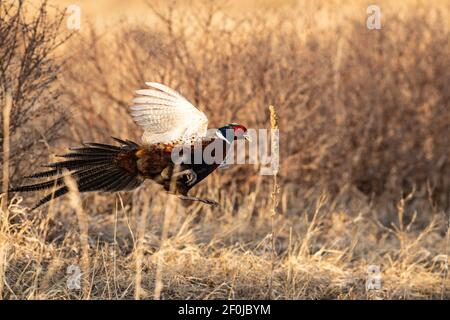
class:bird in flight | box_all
[9,82,250,210]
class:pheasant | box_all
[9,83,250,210]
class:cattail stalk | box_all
[268,105,280,299]
[65,174,90,299]
[0,94,12,300]
[442,214,450,299]
[2,94,12,212]
[135,195,149,300]
[154,166,179,299]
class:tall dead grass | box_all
[60,0,450,212]
[0,0,449,299]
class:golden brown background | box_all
[0,0,449,299]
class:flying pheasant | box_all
[9,83,250,210]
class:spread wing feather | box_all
[130,82,208,145]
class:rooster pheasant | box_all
[9,83,250,210]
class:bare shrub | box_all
[0,0,70,186]
[61,1,450,210]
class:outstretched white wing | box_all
[130,82,208,144]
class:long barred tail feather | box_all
[24,168,60,179]
[82,142,121,151]
[31,186,69,211]
[10,137,143,210]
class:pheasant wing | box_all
[130,82,208,145]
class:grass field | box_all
[0,0,449,299]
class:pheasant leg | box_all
[177,195,219,207]
[170,169,197,186]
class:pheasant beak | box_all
[243,132,252,142]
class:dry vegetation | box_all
[0,0,449,299]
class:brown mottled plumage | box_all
[9,83,250,209]
[9,136,232,210]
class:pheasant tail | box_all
[9,137,143,210]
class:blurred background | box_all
[0,0,449,299]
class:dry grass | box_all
[1,189,448,299]
[0,0,449,299]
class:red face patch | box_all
[232,124,247,137]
